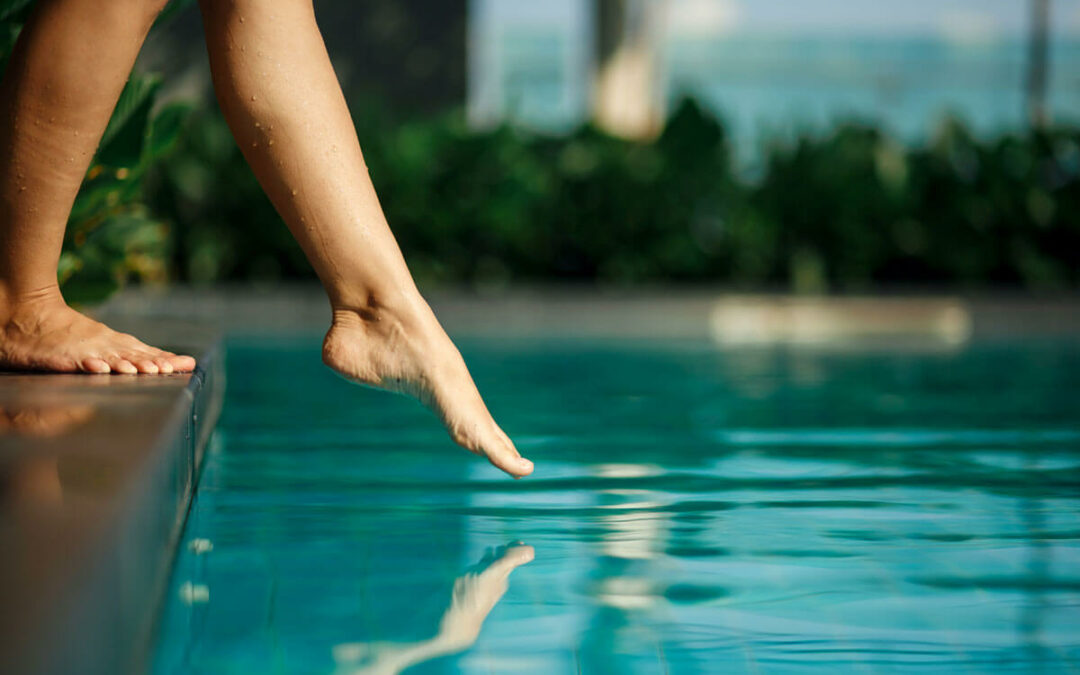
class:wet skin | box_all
[0,0,532,477]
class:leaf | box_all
[0,0,33,23]
[0,21,20,74]
[153,0,196,28]
[97,75,160,168]
[56,251,82,285]
[146,102,191,159]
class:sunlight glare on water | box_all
[154,336,1080,674]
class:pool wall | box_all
[0,339,224,675]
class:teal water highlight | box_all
[154,337,1080,673]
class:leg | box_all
[198,0,533,477]
[0,0,196,374]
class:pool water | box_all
[153,336,1080,674]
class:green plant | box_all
[0,0,192,303]
[150,95,1080,291]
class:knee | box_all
[110,0,171,30]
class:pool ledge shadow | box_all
[0,332,224,675]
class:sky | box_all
[680,0,1080,38]
[478,0,1080,40]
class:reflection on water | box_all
[333,544,533,675]
[0,404,95,438]
[0,403,95,508]
[155,338,1080,673]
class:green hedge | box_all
[4,0,1077,296]
[149,98,1080,291]
[1,0,190,304]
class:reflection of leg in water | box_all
[0,404,94,437]
[0,403,95,507]
[332,543,534,675]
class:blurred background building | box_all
[467,0,1079,155]
[147,0,1080,147]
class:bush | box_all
[1,0,190,304]
[148,96,1080,292]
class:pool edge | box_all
[125,342,226,675]
[1,339,226,675]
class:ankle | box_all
[0,283,66,323]
[330,286,432,332]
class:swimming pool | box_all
[153,335,1080,673]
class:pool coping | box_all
[0,337,224,675]
[101,285,1080,345]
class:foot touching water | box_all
[321,296,534,479]
[0,291,196,375]
[0,0,529,476]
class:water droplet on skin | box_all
[251,142,258,148]
[240,45,246,52]
[291,189,297,196]
[251,95,256,101]
[268,139,274,146]
[239,16,244,23]
[18,185,25,191]
[74,130,79,136]
[255,122,261,128]
[49,117,55,122]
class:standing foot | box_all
[321,293,533,478]
[0,291,196,374]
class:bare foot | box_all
[321,294,533,478]
[0,291,196,375]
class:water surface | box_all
[155,336,1080,673]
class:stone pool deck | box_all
[0,324,223,675]
[102,284,1080,345]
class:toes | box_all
[164,353,196,373]
[153,357,174,374]
[506,544,536,565]
[488,545,535,575]
[106,356,138,375]
[131,358,160,374]
[81,357,112,374]
[482,429,533,478]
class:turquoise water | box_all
[154,336,1080,673]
